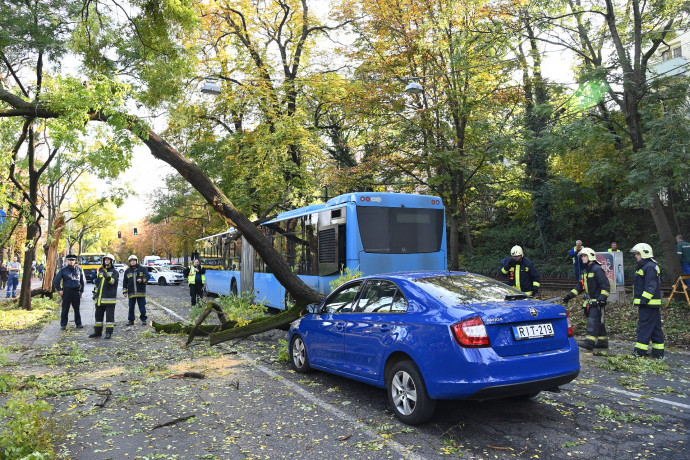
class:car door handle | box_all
[336,322,345,329]
[380,325,391,332]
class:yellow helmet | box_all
[510,245,524,257]
[578,247,597,260]
[630,243,653,258]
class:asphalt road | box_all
[142,284,690,460]
[11,282,688,459]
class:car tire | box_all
[158,277,167,286]
[387,360,436,425]
[290,335,311,373]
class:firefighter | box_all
[184,258,206,307]
[500,245,541,297]
[630,243,664,358]
[89,254,119,339]
[562,247,610,350]
[123,255,149,325]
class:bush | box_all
[0,395,63,459]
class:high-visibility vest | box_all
[188,266,206,285]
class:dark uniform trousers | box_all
[61,289,82,327]
[636,307,664,358]
[94,303,116,335]
[585,303,607,347]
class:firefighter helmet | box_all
[510,245,524,257]
[128,254,138,262]
[578,247,597,261]
[630,243,653,258]
[102,253,116,264]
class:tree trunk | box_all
[209,303,303,345]
[43,214,65,292]
[650,193,682,281]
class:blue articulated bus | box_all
[198,192,447,310]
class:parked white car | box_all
[114,263,126,275]
[146,265,185,286]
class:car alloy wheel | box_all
[290,335,310,373]
[387,361,436,425]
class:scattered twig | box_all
[152,414,195,430]
[168,372,206,379]
[54,386,112,407]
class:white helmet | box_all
[631,243,653,258]
[102,253,115,264]
[510,245,524,257]
[578,247,597,260]
[128,254,138,261]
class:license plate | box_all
[513,323,555,340]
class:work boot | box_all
[88,326,103,338]
[577,340,594,351]
[104,327,113,339]
[594,341,609,349]
[127,320,134,326]
[141,319,147,325]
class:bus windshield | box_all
[81,254,104,265]
[356,207,444,254]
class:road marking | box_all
[150,299,427,460]
[592,384,690,411]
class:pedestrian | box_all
[562,248,610,350]
[607,241,621,252]
[0,262,7,290]
[123,254,149,325]
[676,235,690,286]
[53,254,85,330]
[6,256,21,298]
[184,258,206,307]
[500,245,541,297]
[89,254,119,339]
[37,262,45,280]
[630,243,664,358]
[568,240,586,281]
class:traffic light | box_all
[133,227,138,236]
[117,231,122,238]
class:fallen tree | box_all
[0,87,326,338]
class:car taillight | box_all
[451,316,491,348]
[567,311,574,338]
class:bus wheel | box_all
[158,277,167,286]
[231,280,238,296]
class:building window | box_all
[661,50,670,61]
[672,46,682,58]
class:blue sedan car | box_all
[289,271,580,424]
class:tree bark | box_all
[43,214,65,292]
[209,304,303,345]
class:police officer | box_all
[500,245,541,297]
[89,254,119,339]
[123,255,149,325]
[562,248,610,350]
[184,258,206,306]
[53,254,85,330]
[630,243,664,358]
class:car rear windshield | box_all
[357,207,444,254]
[414,274,524,304]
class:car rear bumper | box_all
[467,370,579,400]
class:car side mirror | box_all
[306,303,321,314]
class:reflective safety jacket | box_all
[123,264,149,297]
[500,256,541,296]
[95,265,119,306]
[188,266,206,285]
[568,262,610,304]
[633,258,662,307]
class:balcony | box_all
[649,56,689,79]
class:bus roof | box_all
[265,192,443,224]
